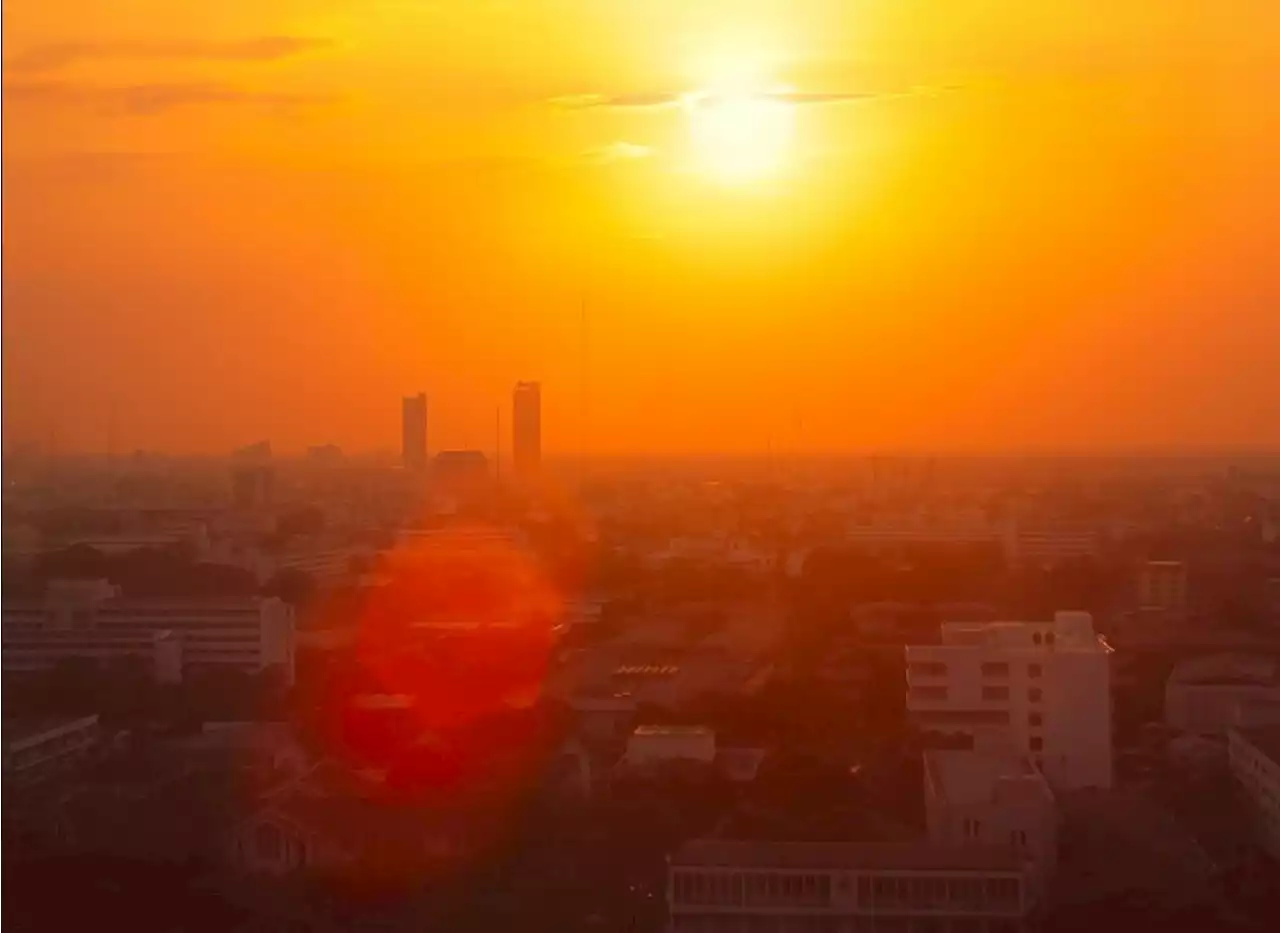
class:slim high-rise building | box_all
[512,381,542,480]
[402,393,428,472]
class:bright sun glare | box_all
[685,89,796,184]
[683,42,796,185]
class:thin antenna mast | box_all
[495,404,502,483]
[580,293,589,482]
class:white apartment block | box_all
[2,579,295,685]
[1227,725,1280,861]
[667,840,1036,933]
[923,751,1058,900]
[906,612,1113,791]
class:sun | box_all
[684,88,796,185]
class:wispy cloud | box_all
[6,37,331,75]
[582,141,653,164]
[552,86,955,110]
[4,80,332,116]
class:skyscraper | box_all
[512,381,541,480]
[402,393,428,472]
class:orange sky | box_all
[4,1,1279,456]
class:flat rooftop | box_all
[633,725,713,737]
[670,839,1024,873]
[925,750,1045,807]
[4,715,98,750]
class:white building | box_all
[906,611,1114,791]
[1164,654,1280,736]
[1138,560,1189,616]
[623,725,717,770]
[2,579,295,685]
[924,750,1058,899]
[3,714,101,785]
[667,839,1036,933]
[1227,725,1280,861]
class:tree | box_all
[35,544,109,581]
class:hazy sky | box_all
[5,1,1279,455]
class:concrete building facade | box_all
[667,839,1036,933]
[906,612,1114,791]
[1227,725,1280,862]
[2,580,295,685]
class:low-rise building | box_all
[667,839,1037,933]
[1165,654,1280,736]
[924,751,1058,899]
[1138,560,1189,617]
[2,579,295,684]
[1227,725,1280,862]
[624,725,717,770]
[3,715,101,786]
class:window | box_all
[1032,632,1042,645]
[1045,632,1056,646]
[981,662,1010,678]
[911,685,948,701]
[982,685,1010,701]
[1029,736,1043,752]
[911,661,948,677]
[1028,663,1043,678]
[1028,687,1043,702]
[1029,712,1043,728]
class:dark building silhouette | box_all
[431,450,491,503]
[513,381,542,481]
[230,441,274,508]
[402,393,428,472]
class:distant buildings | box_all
[306,444,344,465]
[1227,724,1280,862]
[230,441,275,509]
[401,393,428,472]
[1164,653,1280,736]
[431,449,490,500]
[906,611,1114,791]
[512,381,542,481]
[1138,560,1189,617]
[2,579,295,685]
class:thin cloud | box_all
[582,141,653,164]
[553,85,956,110]
[4,80,332,116]
[6,37,331,75]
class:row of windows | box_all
[910,687,1041,704]
[672,872,1021,912]
[670,917,1021,933]
[912,662,1039,679]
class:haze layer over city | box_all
[4,3,1280,933]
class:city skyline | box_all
[5,2,1280,455]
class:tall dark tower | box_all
[401,393,428,472]
[512,381,542,481]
